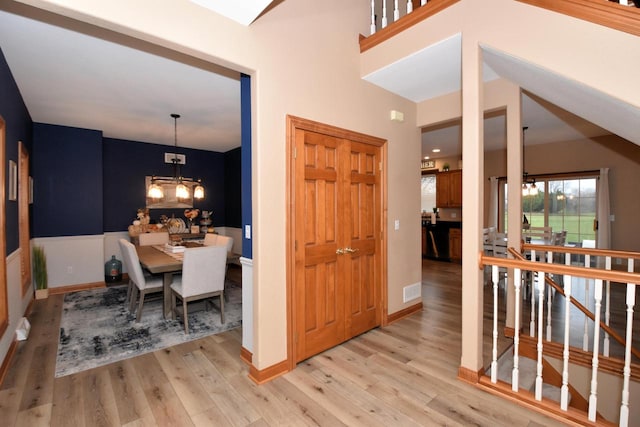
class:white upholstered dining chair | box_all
[203,233,234,252]
[119,238,163,321]
[170,245,227,333]
[138,231,170,246]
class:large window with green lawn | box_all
[503,175,597,245]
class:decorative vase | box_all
[35,288,49,300]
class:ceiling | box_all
[363,34,639,160]
[0,2,281,153]
[2,2,636,160]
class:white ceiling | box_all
[0,3,283,152]
[1,2,636,160]
[363,34,638,160]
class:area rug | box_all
[56,282,241,377]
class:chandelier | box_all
[147,114,205,201]
[521,126,538,196]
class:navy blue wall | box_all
[241,74,252,258]
[103,137,229,231]
[224,147,241,228]
[0,48,33,253]
[32,123,103,237]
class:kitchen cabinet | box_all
[436,170,462,208]
[449,228,462,262]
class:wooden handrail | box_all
[521,242,640,261]
[479,250,640,284]
[509,248,640,361]
[359,0,461,53]
[516,0,640,38]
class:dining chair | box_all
[203,233,234,253]
[203,234,235,299]
[170,245,227,333]
[119,239,164,321]
[138,231,170,246]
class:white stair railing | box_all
[619,260,636,427]
[480,246,639,427]
[490,265,499,384]
[512,267,522,391]
[534,269,545,401]
[588,279,604,422]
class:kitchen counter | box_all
[421,219,461,261]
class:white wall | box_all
[0,250,33,369]
[31,235,104,287]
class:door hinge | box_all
[380,231,384,240]
[295,240,298,251]
[293,147,297,159]
[379,161,382,171]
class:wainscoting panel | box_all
[31,235,104,288]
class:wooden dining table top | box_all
[135,244,183,274]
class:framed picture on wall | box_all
[8,160,17,201]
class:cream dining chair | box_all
[203,233,234,252]
[170,245,227,333]
[119,238,164,321]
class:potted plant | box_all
[32,245,48,299]
[442,163,450,171]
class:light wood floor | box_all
[0,260,568,426]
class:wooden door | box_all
[19,141,31,295]
[345,141,381,337]
[291,118,383,363]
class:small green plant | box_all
[32,245,48,290]
[442,163,450,171]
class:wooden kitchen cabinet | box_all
[449,228,462,262]
[436,170,462,208]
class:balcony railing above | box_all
[361,0,640,53]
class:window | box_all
[421,174,436,214]
[502,175,597,245]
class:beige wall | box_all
[17,0,421,370]
[484,135,640,252]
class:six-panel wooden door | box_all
[293,125,382,363]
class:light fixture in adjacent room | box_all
[521,126,538,197]
[147,113,205,201]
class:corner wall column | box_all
[460,34,484,375]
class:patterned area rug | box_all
[56,282,241,377]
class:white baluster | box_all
[546,250,553,341]
[604,256,612,357]
[530,249,537,337]
[618,281,635,427]
[406,0,413,14]
[588,279,603,422]
[560,275,572,410]
[512,268,522,391]
[382,1,388,28]
[370,0,376,35]
[583,254,591,351]
[394,0,400,21]
[535,270,545,401]
[491,265,499,383]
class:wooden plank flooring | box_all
[0,260,569,426]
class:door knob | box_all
[344,247,358,254]
[336,248,345,255]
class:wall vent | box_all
[403,282,421,303]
